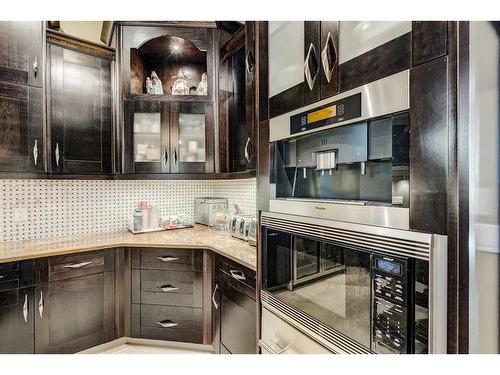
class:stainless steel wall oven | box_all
[259,211,447,354]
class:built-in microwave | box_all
[268,70,411,230]
[260,211,447,354]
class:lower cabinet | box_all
[213,256,256,354]
[130,248,205,344]
[0,286,35,353]
[34,250,116,354]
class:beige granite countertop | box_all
[0,225,257,270]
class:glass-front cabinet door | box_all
[124,100,169,174]
[170,102,214,174]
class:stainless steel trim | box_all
[38,291,44,319]
[270,70,409,141]
[262,211,431,260]
[269,198,409,231]
[429,234,448,353]
[156,256,178,262]
[261,291,372,354]
[159,284,178,292]
[156,320,178,328]
[63,261,93,269]
[22,294,28,323]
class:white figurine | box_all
[196,72,208,95]
[150,71,164,95]
[171,68,190,95]
[145,77,153,94]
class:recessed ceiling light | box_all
[173,44,180,51]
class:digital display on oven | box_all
[376,259,402,275]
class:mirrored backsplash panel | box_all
[0,178,256,242]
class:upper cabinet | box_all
[118,23,217,175]
[0,22,44,174]
[46,31,114,175]
[219,22,256,175]
[268,21,339,118]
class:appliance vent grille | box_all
[261,291,372,354]
[261,215,431,260]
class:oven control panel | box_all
[372,255,408,354]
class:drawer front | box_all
[218,257,256,299]
[136,304,203,343]
[260,308,332,354]
[134,269,203,307]
[49,251,105,281]
[140,248,202,271]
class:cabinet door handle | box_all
[164,147,168,164]
[55,142,60,167]
[172,148,177,164]
[63,261,93,269]
[156,256,178,262]
[212,283,219,310]
[304,43,319,91]
[22,294,29,323]
[229,269,246,281]
[0,275,4,280]
[156,319,178,328]
[244,137,252,164]
[33,56,38,77]
[33,139,38,166]
[245,49,255,76]
[38,291,44,319]
[258,340,290,354]
[159,284,178,292]
[321,31,337,83]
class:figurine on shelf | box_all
[145,77,153,94]
[171,68,190,95]
[196,72,208,95]
[150,71,164,95]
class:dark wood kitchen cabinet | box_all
[35,250,115,354]
[219,23,257,174]
[130,248,207,344]
[213,256,256,354]
[0,261,35,354]
[118,23,217,177]
[46,30,114,175]
[268,21,339,118]
[0,21,44,174]
[123,101,214,174]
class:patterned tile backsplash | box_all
[0,178,256,242]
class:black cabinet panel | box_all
[409,57,449,234]
[412,22,447,66]
[339,32,412,92]
[0,287,35,353]
[47,44,112,175]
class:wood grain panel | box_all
[412,21,448,66]
[409,56,448,234]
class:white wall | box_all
[469,21,499,354]
[59,21,105,45]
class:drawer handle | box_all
[156,319,178,328]
[0,275,4,280]
[22,294,29,323]
[159,284,178,292]
[212,283,219,310]
[63,261,93,269]
[229,269,246,281]
[258,340,289,354]
[156,256,178,262]
[38,291,44,319]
